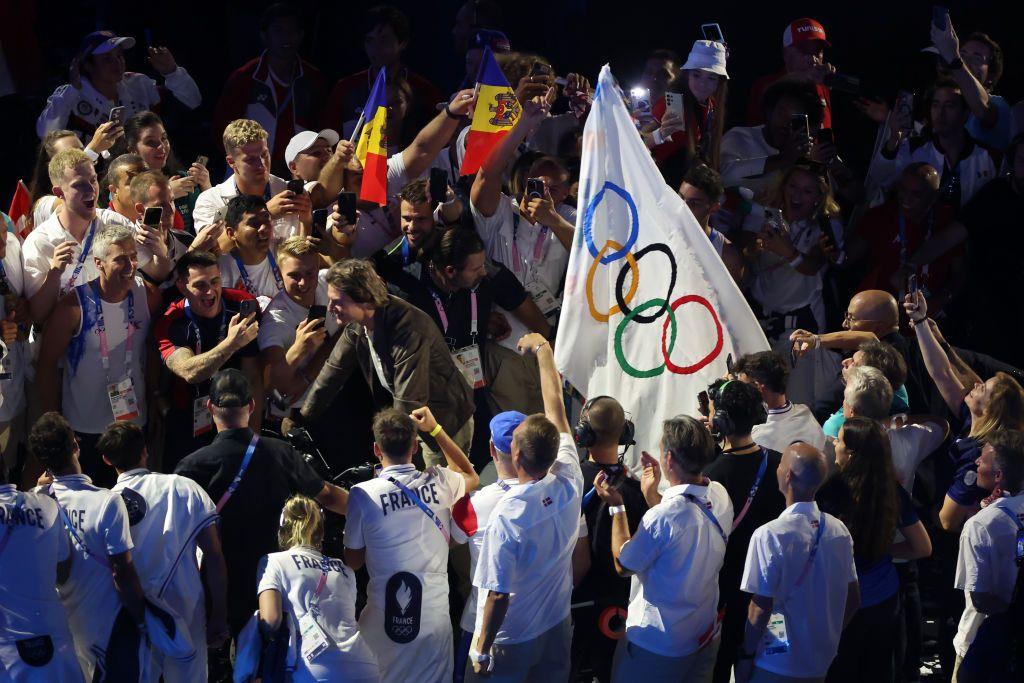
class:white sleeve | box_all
[473,517,518,593]
[739,527,779,598]
[433,464,467,506]
[256,554,282,595]
[342,487,368,550]
[162,67,202,110]
[469,196,513,259]
[720,129,769,188]
[36,84,80,138]
[387,154,409,191]
[549,433,584,497]
[101,494,134,556]
[617,509,662,574]
[257,303,295,351]
[867,137,907,190]
[192,187,224,231]
[21,230,55,299]
[955,519,992,593]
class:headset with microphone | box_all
[708,380,767,441]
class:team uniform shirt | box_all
[953,494,1024,657]
[0,237,28,422]
[32,195,60,231]
[752,402,826,454]
[217,252,285,309]
[741,502,857,679]
[192,174,287,231]
[869,135,997,210]
[0,484,83,681]
[43,474,134,679]
[887,421,947,493]
[111,469,217,681]
[63,276,150,434]
[618,481,734,657]
[473,433,584,645]
[344,463,467,683]
[470,194,571,351]
[966,93,1013,156]
[946,405,987,507]
[36,69,201,139]
[21,209,149,299]
[257,547,378,682]
[720,125,781,196]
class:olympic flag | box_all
[555,65,769,472]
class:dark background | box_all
[1,0,1017,207]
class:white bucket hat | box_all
[682,40,729,79]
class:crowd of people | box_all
[1,2,1024,682]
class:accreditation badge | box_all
[193,395,213,436]
[452,345,485,389]
[525,280,560,316]
[107,377,140,421]
[761,611,790,655]
[298,612,331,664]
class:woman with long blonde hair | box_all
[257,495,378,682]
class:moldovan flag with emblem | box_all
[355,67,388,205]
[555,65,769,472]
[460,46,520,176]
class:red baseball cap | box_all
[782,18,830,48]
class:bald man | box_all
[735,442,860,683]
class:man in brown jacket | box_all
[293,258,475,465]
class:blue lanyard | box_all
[232,251,284,296]
[52,489,110,568]
[684,493,727,541]
[61,219,97,295]
[993,501,1024,564]
[401,237,411,266]
[732,448,769,531]
[216,434,259,513]
[384,474,451,543]
[794,513,827,587]
[90,280,136,382]
[183,299,228,354]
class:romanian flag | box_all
[7,180,31,239]
[460,47,520,176]
[355,67,388,205]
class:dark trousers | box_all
[570,602,625,682]
[827,592,901,683]
[895,562,922,682]
[95,608,142,682]
[712,590,749,683]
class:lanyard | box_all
[496,479,511,492]
[684,493,727,541]
[52,489,111,568]
[0,492,21,557]
[429,287,477,340]
[233,251,284,296]
[732,448,769,531]
[510,213,548,281]
[992,501,1024,565]
[61,219,97,295]
[184,299,228,355]
[216,434,259,513]
[90,281,135,383]
[384,474,451,544]
[0,261,10,294]
[401,238,412,266]
[793,513,827,587]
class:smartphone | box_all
[311,208,328,239]
[287,179,305,195]
[764,208,789,235]
[528,61,553,78]
[726,353,734,376]
[193,155,209,168]
[629,87,652,120]
[526,177,546,199]
[790,113,810,138]
[815,128,835,145]
[238,299,260,319]
[336,192,357,225]
[429,168,448,206]
[306,304,327,323]
[908,273,919,297]
[701,23,724,43]
[142,206,162,227]
[895,90,915,130]
[108,106,126,126]
[697,390,710,418]
[664,91,685,123]
[824,73,860,95]
[932,5,949,29]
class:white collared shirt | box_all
[192,175,287,231]
[111,468,217,630]
[0,237,27,422]
[618,481,734,657]
[953,493,1024,657]
[752,402,826,454]
[473,433,584,644]
[888,422,947,493]
[741,501,857,678]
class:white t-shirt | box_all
[752,402,826,454]
[619,481,734,657]
[63,276,150,434]
[46,474,134,678]
[344,463,466,682]
[32,194,60,230]
[473,433,584,645]
[0,484,73,640]
[257,547,378,680]
[0,237,28,421]
[953,494,1024,658]
[110,469,217,632]
[741,502,857,679]
[192,174,288,231]
[888,422,947,493]
[21,209,148,299]
[217,252,285,305]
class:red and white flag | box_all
[7,180,32,239]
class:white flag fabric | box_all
[555,64,770,472]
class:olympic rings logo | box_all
[581,181,724,379]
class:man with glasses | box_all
[678,164,743,283]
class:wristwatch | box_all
[608,504,627,517]
[469,649,494,672]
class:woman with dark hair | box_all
[818,417,932,683]
[122,111,211,233]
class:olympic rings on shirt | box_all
[582,181,639,263]
[587,240,639,323]
[615,243,677,324]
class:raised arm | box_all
[471,99,550,217]
[309,141,356,209]
[409,406,479,493]
[165,313,259,385]
[517,332,569,433]
[401,89,478,180]
[904,291,968,413]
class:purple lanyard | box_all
[90,281,135,383]
[383,473,451,544]
[429,288,477,340]
[511,213,549,280]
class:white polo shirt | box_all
[953,494,1024,658]
[618,481,733,657]
[21,209,148,299]
[257,547,378,679]
[45,474,134,678]
[752,402,826,455]
[0,236,28,422]
[473,433,584,645]
[192,175,288,231]
[888,422,947,493]
[741,502,857,679]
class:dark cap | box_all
[209,369,252,408]
[78,31,136,59]
[470,29,511,54]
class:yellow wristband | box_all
[429,424,443,437]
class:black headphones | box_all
[573,395,636,450]
[708,380,767,440]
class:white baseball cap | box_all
[284,129,340,165]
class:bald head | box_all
[585,397,626,449]
[847,290,899,335]
[778,441,828,500]
[902,162,941,191]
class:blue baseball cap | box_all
[490,411,527,454]
[470,29,511,54]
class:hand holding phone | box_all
[238,299,260,319]
[526,178,546,199]
[193,155,209,168]
[142,206,163,227]
[306,304,327,323]
[429,168,449,206]
[336,192,357,225]
[790,113,810,139]
[108,106,126,126]
[311,209,328,239]
[287,179,306,195]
